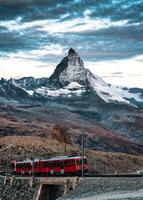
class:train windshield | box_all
[77,158,87,165]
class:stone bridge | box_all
[0,175,80,200]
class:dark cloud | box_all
[0,0,143,62]
[0,0,143,22]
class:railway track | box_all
[0,171,142,178]
[84,173,143,177]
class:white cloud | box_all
[0,57,55,79]
[83,9,92,19]
[8,44,64,59]
[37,18,128,34]
[0,17,128,34]
[63,19,128,33]
[85,56,143,88]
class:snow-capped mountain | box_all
[0,48,143,108]
[0,78,31,99]
[11,48,142,108]
[48,48,143,106]
[15,77,49,90]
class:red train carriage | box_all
[43,156,88,176]
[15,160,32,175]
[14,156,89,176]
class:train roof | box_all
[41,156,87,162]
[16,156,87,164]
[16,159,39,164]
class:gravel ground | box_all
[59,177,143,200]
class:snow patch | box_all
[64,82,84,90]
[26,90,34,95]
[35,86,85,97]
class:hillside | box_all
[0,135,143,174]
[0,103,143,155]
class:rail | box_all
[0,171,142,178]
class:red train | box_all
[13,156,89,176]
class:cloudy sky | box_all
[0,0,143,88]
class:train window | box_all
[63,160,74,166]
[16,163,31,169]
[64,160,70,166]
[26,163,30,168]
[53,161,57,167]
[55,162,58,167]
[24,163,27,168]
[34,162,38,168]
[26,163,32,169]
[70,160,75,165]
[41,162,48,167]
[56,161,62,168]
[77,160,81,165]
[49,162,54,168]
[16,164,21,168]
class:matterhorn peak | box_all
[68,48,78,56]
[49,48,87,88]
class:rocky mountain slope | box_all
[0,78,31,99]
[0,99,143,154]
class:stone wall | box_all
[0,176,40,200]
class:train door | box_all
[34,161,40,174]
[53,160,63,175]
[40,160,49,175]
[26,162,32,175]
[49,162,54,176]
[60,161,64,175]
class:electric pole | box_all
[32,145,35,179]
[64,138,67,156]
[82,135,85,178]
[6,155,9,177]
[6,154,11,177]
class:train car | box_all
[14,156,89,176]
[15,160,32,175]
[40,156,88,176]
